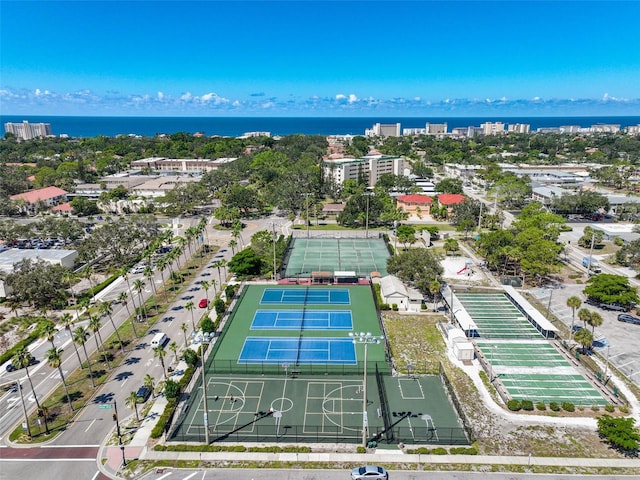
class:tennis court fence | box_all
[204,359,392,375]
[290,230,383,239]
[169,421,470,446]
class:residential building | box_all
[396,194,433,217]
[130,157,237,174]
[480,122,506,135]
[507,123,530,134]
[4,120,52,140]
[531,186,571,206]
[10,186,68,214]
[322,154,405,187]
[437,193,466,214]
[365,123,401,138]
[131,176,201,198]
[376,275,423,313]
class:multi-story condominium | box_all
[130,157,238,174]
[322,154,405,187]
[626,125,640,135]
[4,120,52,140]
[507,123,531,134]
[9,186,68,214]
[480,122,506,135]
[365,123,401,138]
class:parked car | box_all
[618,313,640,325]
[136,385,152,403]
[198,298,209,308]
[6,355,37,372]
[351,466,389,480]
[600,303,629,312]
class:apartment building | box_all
[10,186,68,214]
[365,123,401,138]
[4,120,52,140]
[130,157,237,174]
[480,122,506,135]
[507,123,531,134]
[322,155,405,187]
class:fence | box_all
[438,362,475,444]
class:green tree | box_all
[126,390,140,422]
[182,348,199,368]
[73,326,95,386]
[584,274,639,308]
[396,224,417,250]
[435,177,463,194]
[228,248,263,277]
[46,347,73,413]
[164,379,180,399]
[386,248,444,296]
[566,296,582,337]
[12,346,41,410]
[154,344,168,380]
[574,326,594,353]
[144,374,156,398]
[597,414,640,453]
[99,301,124,353]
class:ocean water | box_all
[2,115,639,138]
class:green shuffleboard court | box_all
[477,340,609,406]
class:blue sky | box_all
[1,0,639,116]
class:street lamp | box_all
[201,332,213,444]
[303,193,313,239]
[271,222,279,281]
[349,331,384,447]
[364,191,374,238]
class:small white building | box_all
[377,275,423,312]
[445,326,475,361]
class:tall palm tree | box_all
[566,296,582,340]
[588,311,604,335]
[144,374,156,398]
[201,280,211,305]
[153,345,168,380]
[133,279,146,320]
[578,308,592,330]
[180,322,189,348]
[83,266,95,297]
[99,301,124,353]
[40,321,58,349]
[60,313,83,365]
[155,256,169,302]
[185,301,196,331]
[169,341,179,363]
[118,291,131,317]
[229,239,237,255]
[73,326,95,387]
[429,280,441,312]
[88,315,111,370]
[46,347,73,413]
[12,347,41,410]
[144,266,157,314]
[126,391,140,422]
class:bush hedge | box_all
[507,399,522,411]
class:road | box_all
[0,215,281,479]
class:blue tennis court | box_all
[251,310,353,330]
[260,288,351,305]
[238,337,356,364]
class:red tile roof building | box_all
[396,194,433,216]
[10,186,68,214]
[437,193,466,206]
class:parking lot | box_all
[529,284,640,388]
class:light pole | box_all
[349,331,384,447]
[364,192,373,238]
[604,344,611,382]
[303,193,313,239]
[201,332,212,444]
[271,222,278,281]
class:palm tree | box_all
[229,239,237,255]
[99,301,124,353]
[83,266,95,297]
[144,265,158,313]
[566,296,582,340]
[126,390,140,422]
[201,280,211,305]
[578,308,592,330]
[46,347,73,413]
[169,341,179,363]
[185,301,196,331]
[12,347,41,410]
[73,327,95,387]
[180,322,189,348]
[118,291,131,317]
[587,311,604,335]
[156,256,169,302]
[144,374,156,398]
[89,315,111,370]
[153,345,168,380]
[40,321,58,348]
[60,313,83,365]
[429,280,441,312]
[133,279,146,320]
[574,327,594,354]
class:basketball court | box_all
[168,284,469,445]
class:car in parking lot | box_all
[600,303,629,312]
[618,313,640,325]
[198,298,209,308]
[136,385,152,403]
[351,465,388,480]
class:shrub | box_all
[604,404,615,413]
[561,402,575,412]
[597,414,640,453]
[549,402,560,411]
[356,446,366,453]
[619,405,630,414]
[431,447,448,455]
[450,447,478,455]
[392,303,398,311]
[507,399,522,411]
[591,405,600,412]
[164,380,180,399]
[521,400,534,411]
[536,402,546,411]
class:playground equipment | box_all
[457,261,473,275]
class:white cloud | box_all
[157,91,164,100]
[180,92,192,101]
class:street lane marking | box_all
[85,418,97,432]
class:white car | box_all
[351,466,388,480]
